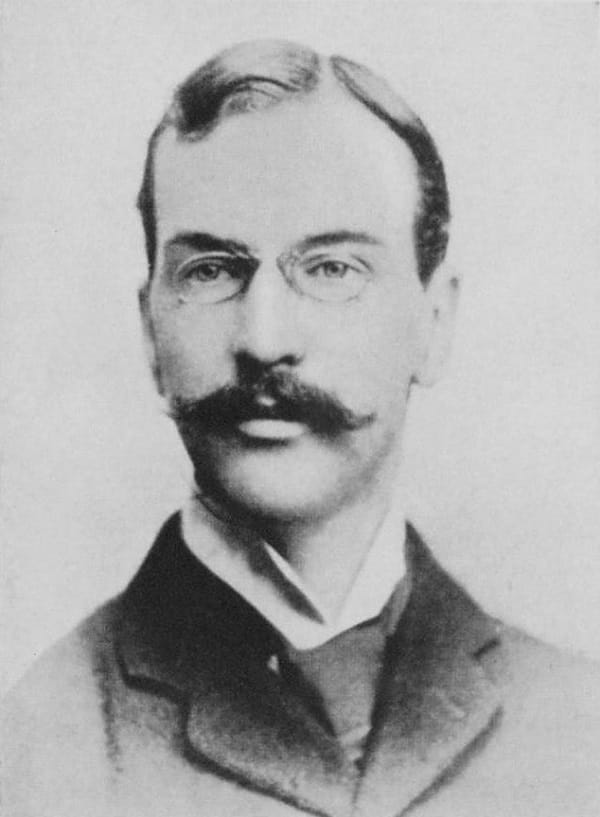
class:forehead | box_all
[153,86,420,253]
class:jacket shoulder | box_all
[3,598,121,714]
[485,623,600,755]
[493,622,600,693]
[1,599,123,816]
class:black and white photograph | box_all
[1,2,599,815]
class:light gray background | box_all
[1,0,599,694]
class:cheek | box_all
[151,305,233,397]
[311,294,421,411]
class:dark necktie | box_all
[277,577,409,765]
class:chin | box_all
[194,438,355,523]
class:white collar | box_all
[181,490,407,650]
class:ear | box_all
[413,263,460,387]
[138,281,164,395]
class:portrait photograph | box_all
[1,2,599,816]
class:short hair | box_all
[137,40,450,285]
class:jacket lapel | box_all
[117,514,356,817]
[117,515,503,817]
[354,525,503,817]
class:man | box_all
[2,39,599,817]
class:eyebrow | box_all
[163,229,384,264]
[165,232,254,256]
[294,230,384,253]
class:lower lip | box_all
[236,420,306,440]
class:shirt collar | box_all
[181,489,406,650]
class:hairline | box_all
[137,46,449,286]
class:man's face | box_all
[143,88,439,522]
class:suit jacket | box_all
[2,513,600,817]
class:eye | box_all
[187,261,226,281]
[174,253,251,303]
[179,255,242,282]
[307,260,352,278]
[294,255,371,302]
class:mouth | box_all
[230,394,308,442]
[236,418,307,441]
[169,381,375,440]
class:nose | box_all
[232,260,305,368]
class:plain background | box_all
[1,0,599,695]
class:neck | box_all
[199,456,401,618]
[261,487,395,617]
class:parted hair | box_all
[137,40,450,285]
